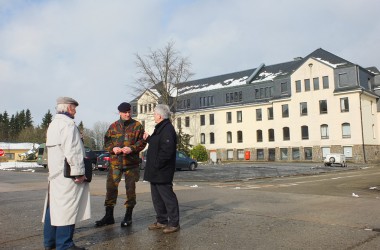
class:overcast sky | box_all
[0,0,379,129]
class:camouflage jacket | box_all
[104,118,146,168]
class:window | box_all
[319,100,328,114]
[237,111,242,123]
[295,80,301,92]
[144,105,147,113]
[268,129,275,141]
[210,133,215,144]
[237,131,243,143]
[304,147,312,160]
[313,77,319,90]
[338,73,349,87]
[227,131,232,143]
[185,116,190,127]
[5,153,15,160]
[280,148,288,160]
[340,97,349,112]
[373,124,376,139]
[140,105,143,113]
[257,149,264,160]
[256,109,262,121]
[343,146,353,158]
[322,147,330,158]
[255,89,260,99]
[301,125,309,140]
[322,76,329,89]
[187,99,190,108]
[342,123,351,138]
[257,130,263,142]
[281,82,288,93]
[227,150,234,160]
[149,104,152,112]
[283,127,290,140]
[200,115,205,126]
[226,91,243,103]
[133,106,137,114]
[268,107,273,120]
[304,79,310,91]
[282,104,289,118]
[226,112,232,123]
[321,124,329,139]
[177,118,181,129]
[237,149,244,160]
[210,114,215,125]
[300,102,308,116]
[200,133,205,144]
[292,148,300,160]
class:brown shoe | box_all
[163,225,180,234]
[148,222,167,230]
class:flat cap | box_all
[56,96,79,106]
[118,102,131,112]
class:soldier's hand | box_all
[122,147,132,154]
[113,147,122,154]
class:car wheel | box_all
[329,157,335,164]
[189,163,196,171]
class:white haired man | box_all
[42,97,91,250]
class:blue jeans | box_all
[44,206,75,250]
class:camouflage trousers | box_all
[104,165,140,208]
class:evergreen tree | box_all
[41,110,53,129]
[176,127,192,156]
[0,111,10,141]
[25,109,33,127]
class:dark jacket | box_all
[104,118,146,169]
[144,119,177,184]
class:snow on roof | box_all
[0,142,40,150]
[179,76,249,95]
[314,58,347,68]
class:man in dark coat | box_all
[143,104,180,234]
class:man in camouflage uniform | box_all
[95,102,146,227]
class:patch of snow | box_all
[352,192,359,198]
[0,162,41,170]
[315,58,347,68]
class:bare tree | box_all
[134,41,194,108]
[92,121,110,150]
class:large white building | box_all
[131,48,380,163]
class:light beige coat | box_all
[42,114,91,226]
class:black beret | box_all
[56,96,79,106]
[118,102,131,112]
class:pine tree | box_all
[176,127,193,156]
[41,110,53,129]
[25,109,33,127]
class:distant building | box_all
[0,142,39,162]
[131,48,380,163]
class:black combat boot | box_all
[121,207,133,227]
[95,206,115,227]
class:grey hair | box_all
[56,103,71,113]
[154,104,171,119]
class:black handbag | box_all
[64,158,92,182]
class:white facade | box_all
[132,49,380,163]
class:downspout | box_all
[358,65,367,163]
[359,91,366,163]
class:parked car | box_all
[324,153,347,167]
[140,150,197,171]
[94,150,107,158]
[85,147,97,170]
[96,152,110,171]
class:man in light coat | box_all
[42,97,91,250]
